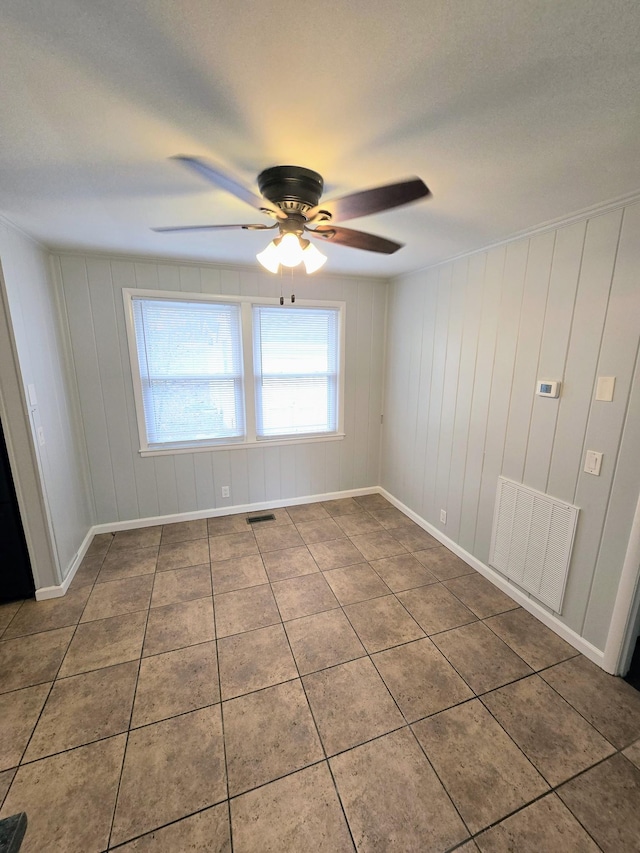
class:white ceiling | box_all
[1,0,639,277]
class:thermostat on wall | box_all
[536,379,560,398]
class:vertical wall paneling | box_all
[523,221,586,493]
[458,246,505,552]
[474,239,529,561]
[446,252,486,541]
[57,255,386,523]
[383,201,640,650]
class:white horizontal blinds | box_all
[253,306,339,438]
[132,298,245,446]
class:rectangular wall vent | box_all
[489,477,579,613]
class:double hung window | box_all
[125,290,344,454]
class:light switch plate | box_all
[595,376,615,402]
[584,450,602,476]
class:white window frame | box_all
[123,288,346,456]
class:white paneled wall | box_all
[54,255,387,525]
[382,202,640,649]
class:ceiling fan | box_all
[153,157,431,274]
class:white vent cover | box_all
[489,477,579,613]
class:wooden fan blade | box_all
[306,177,430,224]
[152,223,276,233]
[307,225,403,254]
[172,156,287,219]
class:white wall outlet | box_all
[28,384,38,407]
[584,450,603,476]
[37,426,45,446]
[221,486,230,498]
[440,509,447,524]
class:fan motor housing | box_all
[258,166,323,214]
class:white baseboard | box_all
[33,483,608,671]
[35,527,95,600]
[34,486,380,598]
[378,488,606,669]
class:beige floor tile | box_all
[69,555,103,589]
[295,517,347,544]
[483,674,615,786]
[414,699,548,833]
[3,586,91,638]
[143,597,214,656]
[111,526,162,551]
[81,574,153,622]
[284,608,366,675]
[540,655,640,748]
[0,734,126,853]
[303,657,404,755]
[86,532,113,556]
[344,594,424,653]
[209,532,259,562]
[333,512,383,537]
[262,545,319,582]
[214,584,280,637]
[115,803,231,852]
[330,727,468,852]
[0,627,73,692]
[484,608,578,670]
[307,538,367,570]
[271,573,339,620]
[0,768,16,808]
[368,507,417,529]
[557,754,640,853]
[23,661,138,762]
[322,497,361,516]
[210,554,268,593]
[254,525,305,552]
[131,641,219,728]
[369,553,438,592]
[391,526,441,553]
[157,537,210,571]
[372,638,473,722]
[223,679,323,795]
[286,503,330,524]
[350,531,408,561]
[218,623,297,699]
[624,738,640,769]
[475,793,600,852]
[0,601,22,635]
[208,514,252,536]
[397,583,477,635]
[97,546,158,583]
[0,683,50,770]
[433,621,532,694]
[414,546,475,579]
[150,564,211,608]
[324,564,391,605]
[353,493,392,511]
[231,763,354,853]
[59,613,145,678]
[111,706,227,846]
[444,573,517,618]
[161,518,208,544]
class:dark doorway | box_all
[624,635,640,692]
[0,419,35,601]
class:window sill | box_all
[139,433,346,457]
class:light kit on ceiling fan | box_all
[153,158,431,275]
[256,233,327,274]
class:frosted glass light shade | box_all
[256,233,327,275]
[256,240,281,273]
[302,241,328,273]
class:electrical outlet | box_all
[221,486,230,498]
[37,426,46,447]
[440,509,447,524]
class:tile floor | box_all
[1,493,640,851]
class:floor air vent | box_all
[489,477,579,613]
[246,514,276,524]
